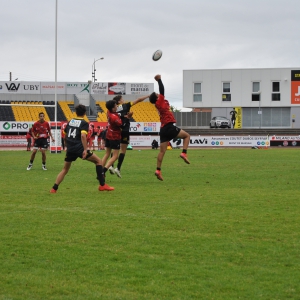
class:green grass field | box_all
[0,148,299,299]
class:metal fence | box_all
[173,112,211,127]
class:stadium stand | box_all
[130,102,160,122]
[58,101,89,122]
[11,101,50,122]
[0,101,15,121]
[95,101,107,122]
[44,101,67,121]
[0,100,160,123]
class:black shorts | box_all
[160,123,181,143]
[105,139,120,150]
[120,131,130,145]
[65,150,93,162]
[33,138,49,149]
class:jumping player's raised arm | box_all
[154,74,164,96]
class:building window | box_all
[193,82,202,102]
[252,82,260,101]
[223,82,230,93]
[222,82,231,101]
[272,82,280,101]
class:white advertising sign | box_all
[129,122,161,133]
[186,136,270,147]
[129,136,270,147]
[66,82,90,94]
[40,82,66,94]
[126,83,154,95]
[91,82,108,95]
[0,121,34,132]
[0,81,40,94]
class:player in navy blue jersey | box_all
[108,94,150,178]
[50,104,114,193]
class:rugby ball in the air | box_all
[152,49,163,61]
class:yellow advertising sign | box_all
[235,107,242,129]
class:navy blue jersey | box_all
[116,102,132,132]
[65,118,89,152]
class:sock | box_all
[182,149,187,154]
[156,167,161,171]
[103,167,108,174]
[52,183,59,191]
[30,160,33,164]
[42,162,46,166]
[96,165,105,186]
[117,153,125,170]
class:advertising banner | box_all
[41,82,66,94]
[91,82,108,95]
[108,82,126,95]
[0,135,27,146]
[0,81,153,95]
[235,107,242,129]
[291,70,300,104]
[0,121,34,132]
[2,135,300,148]
[129,122,160,133]
[126,83,154,95]
[0,82,40,94]
[66,83,89,95]
[270,135,300,147]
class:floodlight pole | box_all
[92,57,104,82]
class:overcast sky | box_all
[1,0,300,109]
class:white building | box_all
[183,68,300,128]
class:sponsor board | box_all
[0,121,34,132]
[0,135,27,146]
[0,81,152,95]
[91,82,108,94]
[2,134,300,148]
[126,83,154,95]
[270,135,300,147]
[129,122,160,132]
[0,82,40,94]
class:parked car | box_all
[210,116,231,128]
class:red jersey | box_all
[61,123,67,138]
[32,120,51,139]
[155,94,176,127]
[26,128,33,139]
[97,128,103,139]
[106,111,122,140]
[87,125,94,141]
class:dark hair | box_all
[39,112,44,117]
[149,92,158,104]
[113,95,122,104]
[75,104,86,116]
[106,100,117,112]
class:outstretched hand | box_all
[154,74,161,81]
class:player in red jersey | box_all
[26,112,55,171]
[101,100,124,175]
[149,74,190,181]
[87,123,96,151]
[96,126,104,150]
[26,127,33,151]
[109,94,150,178]
[61,122,67,151]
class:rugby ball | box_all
[152,49,163,61]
